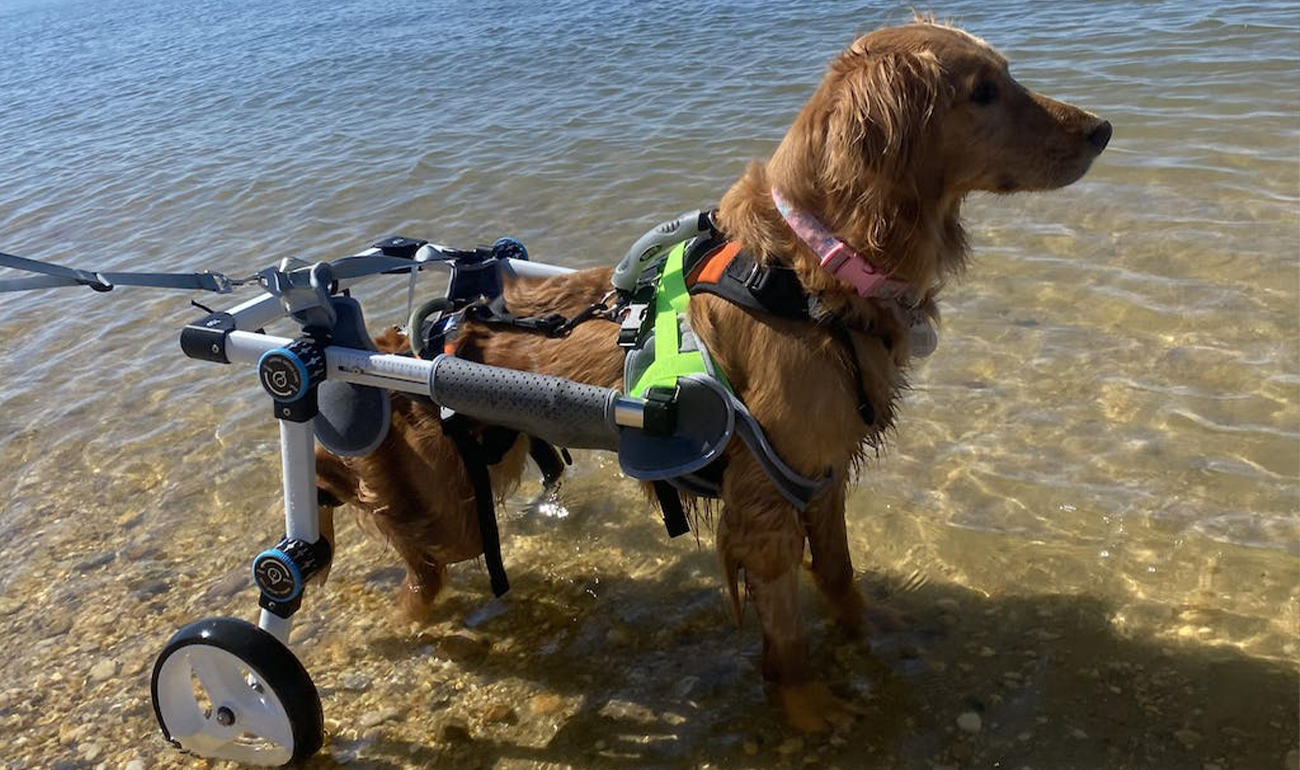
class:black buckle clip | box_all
[617,302,650,348]
[642,386,678,437]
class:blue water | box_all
[0,1,1296,768]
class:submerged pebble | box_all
[88,659,117,682]
[528,693,565,715]
[957,712,982,733]
[359,706,402,728]
[482,702,515,723]
[337,672,373,692]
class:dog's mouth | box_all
[994,147,1102,194]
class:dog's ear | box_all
[823,46,944,190]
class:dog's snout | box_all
[1087,120,1112,152]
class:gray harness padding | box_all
[314,297,392,456]
[616,374,733,481]
[618,374,830,510]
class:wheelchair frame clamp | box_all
[373,235,429,260]
[259,261,338,332]
[259,336,327,422]
[180,311,237,364]
[253,536,333,619]
[642,386,679,437]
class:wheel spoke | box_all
[175,727,233,757]
[227,676,294,749]
[187,649,241,708]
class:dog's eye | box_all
[971,80,998,105]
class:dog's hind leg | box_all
[395,549,447,624]
[720,454,857,732]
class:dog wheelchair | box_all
[2,211,849,765]
[121,221,768,765]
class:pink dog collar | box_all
[770,187,906,299]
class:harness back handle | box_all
[610,210,715,294]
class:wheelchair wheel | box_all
[151,617,323,766]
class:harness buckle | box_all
[617,303,650,348]
[641,386,678,437]
[741,260,771,294]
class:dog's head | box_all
[776,21,1110,202]
[753,20,1109,292]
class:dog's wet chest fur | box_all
[686,291,909,475]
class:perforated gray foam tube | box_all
[428,355,621,450]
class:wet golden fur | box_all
[316,20,1109,730]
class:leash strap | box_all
[0,250,241,294]
[0,251,429,295]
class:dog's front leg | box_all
[804,474,868,637]
[719,453,857,732]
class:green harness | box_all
[620,237,828,515]
[625,241,731,397]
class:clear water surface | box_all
[0,1,1296,768]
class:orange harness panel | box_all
[685,241,741,288]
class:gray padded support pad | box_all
[314,297,392,456]
[729,393,830,510]
[617,375,734,482]
[428,355,620,451]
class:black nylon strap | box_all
[442,416,510,597]
[464,296,568,336]
[463,293,615,339]
[827,321,876,427]
[652,480,691,538]
[684,240,812,321]
[478,425,522,465]
[0,251,239,293]
[682,238,877,429]
[528,438,569,487]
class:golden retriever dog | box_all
[316,19,1110,731]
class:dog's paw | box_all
[826,590,909,640]
[862,603,910,635]
[398,583,439,624]
[778,681,863,733]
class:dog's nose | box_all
[1087,120,1112,152]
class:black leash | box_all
[462,291,624,339]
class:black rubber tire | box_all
[150,616,324,765]
[407,296,453,358]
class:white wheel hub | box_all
[154,645,295,766]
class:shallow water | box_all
[0,0,1296,768]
